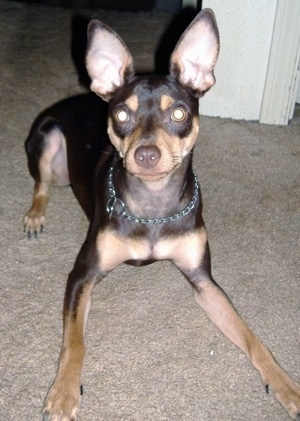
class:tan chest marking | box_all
[153,227,207,271]
[97,228,207,273]
[96,230,151,272]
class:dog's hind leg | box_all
[24,117,69,237]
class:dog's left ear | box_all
[86,20,134,101]
[170,9,219,97]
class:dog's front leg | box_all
[43,254,103,421]
[175,236,300,419]
[190,274,300,418]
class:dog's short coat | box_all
[24,9,300,420]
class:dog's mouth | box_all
[124,162,182,182]
[127,170,170,182]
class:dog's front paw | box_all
[42,383,80,421]
[265,371,300,419]
[275,380,300,420]
[24,211,45,238]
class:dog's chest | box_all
[96,228,207,272]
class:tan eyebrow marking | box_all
[160,94,175,111]
[125,94,139,112]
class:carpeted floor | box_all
[0,1,299,419]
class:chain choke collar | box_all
[106,163,200,224]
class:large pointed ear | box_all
[86,20,134,101]
[170,9,219,97]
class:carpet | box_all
[0,1,299,419]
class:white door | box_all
[200,0,300,124]
[260,0,300,125]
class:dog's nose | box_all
[134,145,161,168]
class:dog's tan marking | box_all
[97,230,151,271]
[125,94,139,112]
[24,183,49,233]
[107,117,121,152]
[160,94,174,111]
[107,117,136,157]
[192,278,300,418]
[97,228,207,273]
[154,118,200,163]
[43,281,94,419]
[181,116,200,157]
[24,129,69,233]
[154,227,208,270]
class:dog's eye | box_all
[115,109,129,123]
[171,107,187,122]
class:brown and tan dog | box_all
[24,9,300,420]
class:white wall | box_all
[200,0,277,120]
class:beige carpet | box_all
[0,1,299,419]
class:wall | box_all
[200,0,277,120]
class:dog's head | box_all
[86,9,219,181]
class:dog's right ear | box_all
[86,20,134,101]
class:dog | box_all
[24,9,300,420]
